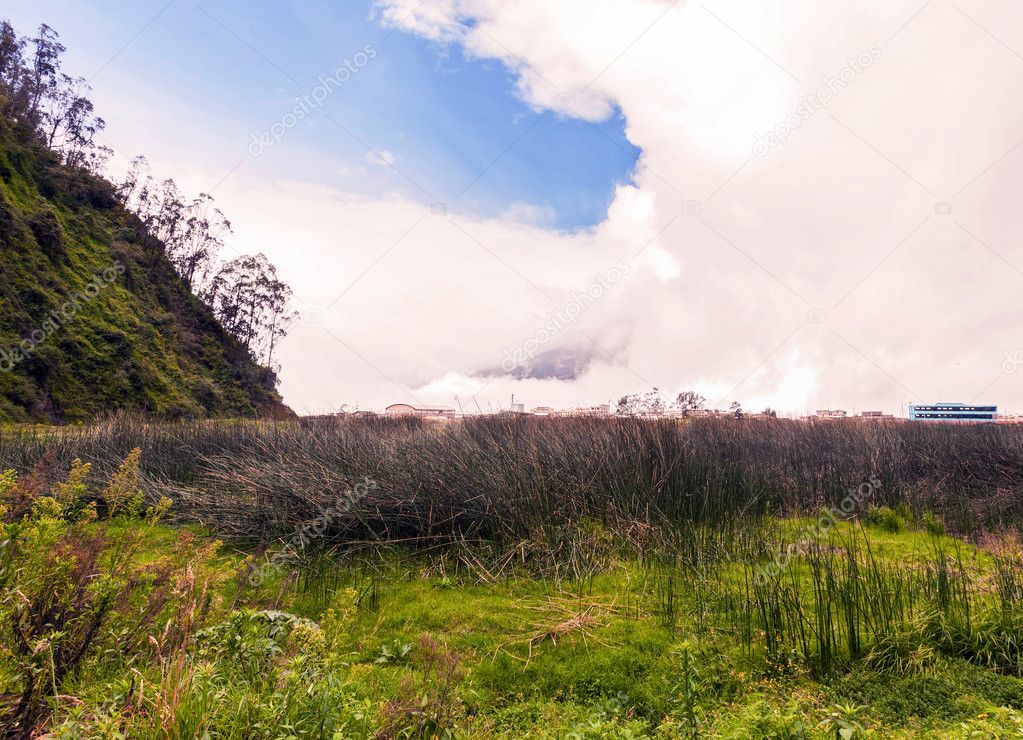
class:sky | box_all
[6,0,1023,416]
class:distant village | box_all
[337,399,1023,424]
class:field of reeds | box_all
[2,414,1023,737]
[2,413,1022,542]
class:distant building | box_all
[814,410,848,419]
[688,409,723,418]
[385,403,456,418]
[858,411,893,419]
[529,406,555,416]
[909,403,997,422]
[567,404,612,417]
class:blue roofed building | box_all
[908,403,997,422]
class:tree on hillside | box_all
[204,254,297,375]
[43,74,107,168]
[151,179,187,246]
[117,159,182,246]
[116,159,229,290]
[0,22,25,96]
[0,21,107,172]
[25,24,64,122]
[174,194,231,289]
[1,18,296,383]
[116,154,152,209]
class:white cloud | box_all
[365,149,398,167]
[500,201,558,226]
[212,0,1023,415]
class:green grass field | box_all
[3,496,1023,736]
[2,423,1023,738]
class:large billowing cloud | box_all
[233,0,1023,414]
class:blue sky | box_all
[6,0,639,230]
[8,0,1021,416]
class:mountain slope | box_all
[0,116,292,422]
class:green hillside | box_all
[0,116,292,422]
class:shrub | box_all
[863,626,938,676]
[101,446,144,517]
[377,635,464,739]
[50,457,91,518]
[27,207,65,261]
[195,609,319,681]
[0,448,203,735]
[0,468,16,518]
[1,451,54,522]
[923,512,945,536]
[868,506,905,533]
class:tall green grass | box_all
[642,522,1023,678]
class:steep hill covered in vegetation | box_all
[0,115,292,422]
